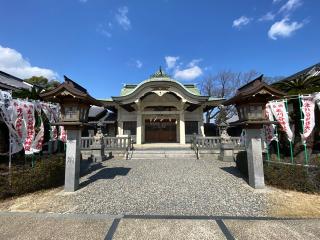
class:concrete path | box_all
[0,212,319,240]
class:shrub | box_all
[0,154,65,200]
[264,162,320,193]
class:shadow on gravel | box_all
[220,166,247,181]
[80,167,131,188]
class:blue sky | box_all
[0,0,319,98]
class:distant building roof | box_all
[275,62,320,84]
[0,70,33,91]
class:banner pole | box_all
[275,126,281,162]
[8,133,12,186]
[284,99,294,164]
[298,95,308,165]
[263,126,270,162]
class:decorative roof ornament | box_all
[150,66,170,79]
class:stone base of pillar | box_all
[246,129,265,189]
[219,143,234,162]
[90,143,106,162]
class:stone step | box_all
[129,149,197,160]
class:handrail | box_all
[80,136,133,151]
[192,135,241,151]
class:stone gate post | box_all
[245,128,265,189]
[65,129,81,192]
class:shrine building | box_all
[100,68,223,144]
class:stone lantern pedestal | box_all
[245,128,265,189]
[90,130,106,162]
[219,143,234,162]
[65,129,82,192]
[219,128,234,162]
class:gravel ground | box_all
[71,158,269,216]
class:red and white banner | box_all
[0,92,23,154]
[270,100,293,142]
[21,102,35,155]
[264,103,277,145]
[12,100,27,148]
[301,96,315,142]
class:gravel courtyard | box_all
[71,157,269,216]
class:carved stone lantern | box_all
[40,76,102,192]
[223,75,285,188]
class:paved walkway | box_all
[0,212,319,240]
[1,157,320,239]
[72,157,268,216]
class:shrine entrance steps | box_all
[129,143,197,160]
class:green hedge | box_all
[264,162,320,193]
[0,155,65,199]
[235,151,320,193]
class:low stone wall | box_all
[81,149,126,160]
[199,148,244,160]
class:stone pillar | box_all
[245,128,265,189]
[136,112,142,144]
[118,121,123,135]
[198,121,205,136]
[65,129,81,192]
[179,112,185,144]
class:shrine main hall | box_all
[100,69,222,144]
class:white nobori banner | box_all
[0,91,23,154]
[301,96,315,142]
[270,100,293,142]
[264,103,277,145]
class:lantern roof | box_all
[223,75,286,105]
[40,75,102,106]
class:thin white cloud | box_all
[232,16,252,28]
[273,0,283,3]
[188,59,202,67]
[115,6,131,30]
[259,12,275,21]
[268,18,304,40]
[279,0,303,14]
[97,23,112,38]
[79,0,88,3]
[0,45,58,79]
[174,66,203,81]
[136,60,143,68]
[165,56,179,69]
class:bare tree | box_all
[201,70,260,123]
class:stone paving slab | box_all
[0,213,113,240]
[224,219,320,240]
[0,212,319,240]
[113,219,225,240]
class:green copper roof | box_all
[119,68,202,96]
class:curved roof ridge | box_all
[120,76,201,97]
